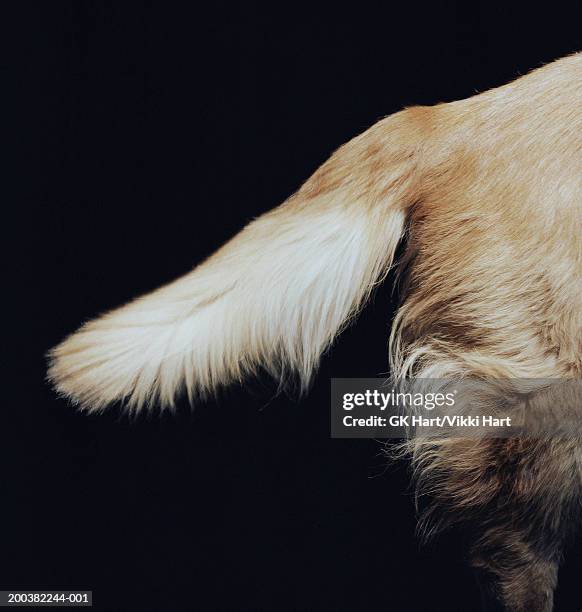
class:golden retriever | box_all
[49,53,582,611]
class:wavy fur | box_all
[47,108,423,411]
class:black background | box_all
[11,2,582,611]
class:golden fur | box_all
[48,54,582,610]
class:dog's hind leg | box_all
[471,439,581,612]
[411,434,582,611]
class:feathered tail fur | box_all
[48,109,427,412]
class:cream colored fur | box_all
[48,157,409,410]
[49,53,581,410]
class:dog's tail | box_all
[48,109,429,412]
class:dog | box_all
[48,53,581,611]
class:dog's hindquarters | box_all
[48,54,582,611]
